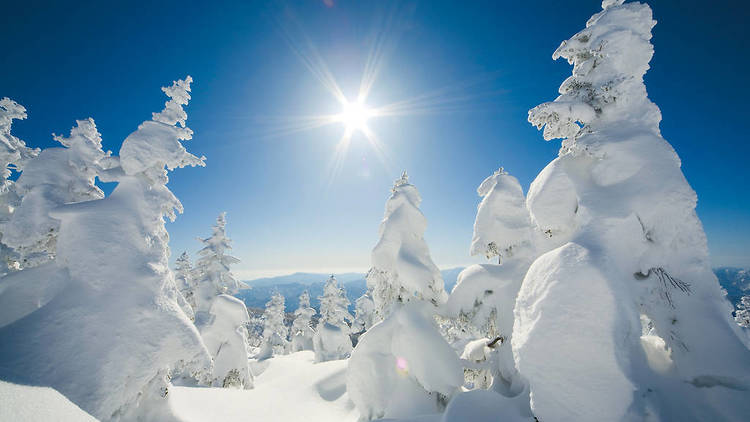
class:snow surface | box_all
[0,380,98,422]
[196,294,252,388]
[347,304,463,421]
[169,351,357,422]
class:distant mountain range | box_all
[715,267,750,308]
[235,267,464,313]
[235,267,749,313]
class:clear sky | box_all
[2,0,748,279]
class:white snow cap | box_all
[120,76,205,178]
[470,167,536,262]
[0,97,38,177]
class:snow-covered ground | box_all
[0,380,98,422]
[169,351,357,422]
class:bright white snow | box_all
[0,380,98,422]
[169,351,357,422]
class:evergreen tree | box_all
[174,251,196,319]
[313,275,353,362]
[0,77,213,419]
[736,296,750,328]
[290,290,316,352]
[516,2,750,419]
[2,118,113,268]
[445,167,535,395]
[0,98,39,274]
[258,291,289,359]
[366,171,447,321]
[470,167,536,264]
[191,212,252,388]
[352,291,376,334]
[193,212,243,313]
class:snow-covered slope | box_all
[0,380,98,422]
[169,351,357,422]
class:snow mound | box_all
[513,243,635,420]
[197,294,253,388]
[169,351,357,422]
[314,322,353,363]
[0,380,98,422]
[347,305,463,420]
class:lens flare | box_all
[395,356,409,376]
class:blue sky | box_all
[2,0,748,278]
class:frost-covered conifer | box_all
[352,291,376,334]
[175,252,194,296]
[446,167,534,396]
[515,2,750,420]
[290,290,316,352]
[2,118,113,268]
[191,213,252,389]
[0,77,213,420]
[349,174,462,419]
[0,98,39,273]
[366,171,447,321]
[174,251,196,319]
[736,296,750,328]
[313,275,353,362]
[469,168,536,264]
[257,291,289,359]
[193,213,244,312]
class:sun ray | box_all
[258,4,509,187]
[357,3,412,103]
[273,6,347,105]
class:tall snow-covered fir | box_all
[445,167,534,398]
[175,251,196,312]
[313,275,353,362]
[258,291,289,359]
[516,1,750,420]
[348,173,463,420]
[193,212,244,312]
[192,213,253,389]
[366,171,447,321]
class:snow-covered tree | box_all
[174,251,196,320]
[290,290,316,352]
[366,171,448,321]
[192,213,252,389]
[193,212,244,312]
[313,275,353,362]
[175,251,194,298]
[736,296,750,328]
[352,291,376,335]
[347,304,464,420]
[257,291,289,359]
[515,2,750,420]
[349,174,462,419]
[0,77,213,420]
[0,98,39,274]
[470,167,536,264]
[445,167,535,395]
[1,118,113,268]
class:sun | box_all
[336,100,372,133]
